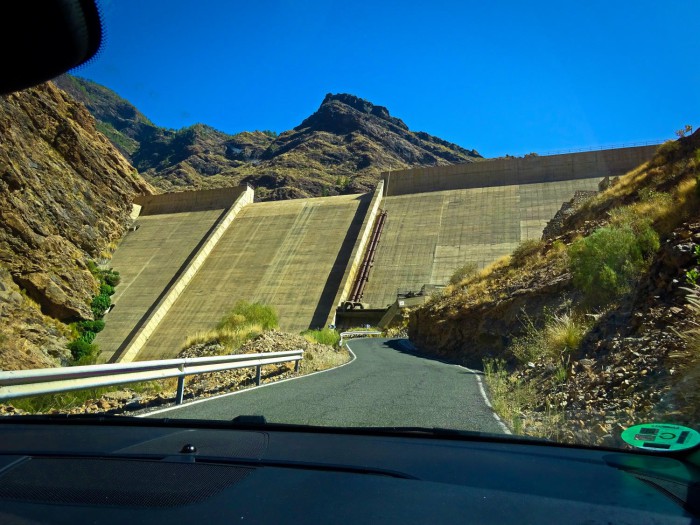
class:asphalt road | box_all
[150,338,507,434]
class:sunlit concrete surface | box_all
[136,194,369,360]
[360,178,601,308]
[95,209,225,362]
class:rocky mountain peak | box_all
[295,92,408,134]
[56,76,481,199]
[322,93,397,123]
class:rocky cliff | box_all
[55,76,481,199]
[0,82,151,369]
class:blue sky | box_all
[78,0,700,158]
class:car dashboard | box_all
[0,418,697,524]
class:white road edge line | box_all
[384,338,511,436]
[456,364,512,435]
[138,343,359,417]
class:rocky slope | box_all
[53,74,157,157]
[55,76,481,199]
[0,82,151,369]
[408,131,700,443]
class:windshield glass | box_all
[1,0,699,452]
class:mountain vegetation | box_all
[408,131,700,444]
[54,76,481,199]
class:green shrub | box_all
[102,270,121,287]
[302,328,340,347]
[67,338,98,362]
[568,218,659,306]
[91,293,112,319]
[651,140,681,167]
[99,283,115,296]
[183,302,279,354]
[78,319,105,333]
[217,301,278,331]
[449,262,478,285]
[80,331,97,344]
[86,260,99,274]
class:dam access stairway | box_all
[95,145,657,362]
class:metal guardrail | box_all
[534,140,665,157]
[0,350,303,405]
[339,331,383,346]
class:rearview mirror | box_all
[0,0,102,95]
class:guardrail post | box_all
[255,365,261,386]
[176,364,186,404]
[176,376,185,404]
[294,358,300,372]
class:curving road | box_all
[148,338,508,434]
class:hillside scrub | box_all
[408,130,700,444]
[217,300,279,331]
[67,265,121,364]
[302,327,341,347]
[568,216,659,307]
[184,301,279,354]
[510,311,589,366]
[449,262,478,286]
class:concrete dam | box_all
[95,145,657,362]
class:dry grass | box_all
[449,262,478,286]
[9,379,172,414]
[510,239,545,268]
[654,176,700,235]
[298,345,350,374]
[478,254,512,279]
[510,312,588,365]
[483,358,570,440]
[590,162,650,204]
[681,286,700,344]
[482,358,534,435]
[182,324,264,354]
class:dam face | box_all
[95,145,657,361]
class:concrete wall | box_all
[361,177,603,309]
[134,186,249,216]
[95,208,227,363]
[381,145,657,196]
[137,194,370,359]
[115,186,255,362]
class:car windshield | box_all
[1,0,699,452]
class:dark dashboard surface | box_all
[0,419,697,524]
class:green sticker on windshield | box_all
[621,423,700,452]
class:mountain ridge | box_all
[54,76,481,199]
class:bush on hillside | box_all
[568,214,659,306]
[217,301,279,331]
[302,328,340,347]
[449,262,478,286]
[67,338,98,362]
[510,312,588,365]
[511,239,545,268]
